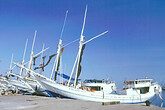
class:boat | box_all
[9,10,68,96]
[6,53,34,93]
[15,6,162,103]
[0,75,15,94]
[7,33,49,96]
[15,63,162,103]
[7,72,47,95]
[18,31,49,96]
[162,85,165,91]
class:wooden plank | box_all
[102,101,120,105]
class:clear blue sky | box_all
[0,0,165,88]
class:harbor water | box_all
[149,91,165,107]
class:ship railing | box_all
[123,84,135,89]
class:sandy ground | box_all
[0,94,164,110]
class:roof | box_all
[127,79,152,82]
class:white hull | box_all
[0,79,11,88]
[0,77,15,92]
[35,74,156,103]
[8,79,33,93]
[26,80,49,96]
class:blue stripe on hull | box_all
[45,90,55,97]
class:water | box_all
[149,91,165,107]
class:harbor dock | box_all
[0,94,164,110]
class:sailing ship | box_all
[6,53,34,93]
[15,6,162,103]
[7,32,49,96]
[8,10,68,96]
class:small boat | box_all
[162,85,165,91]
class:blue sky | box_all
[0,0,165,88]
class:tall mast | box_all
[40,43,44,74]
[68,5,108,87]
[27,30,37,77]
[60,10,68,40]
[53,39,62,81]
[73,5,87,88]
[9,53,14,73]
[19,39,28,76]
[50,10,68,81]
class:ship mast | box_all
[50,10,68,81]
[39,43,45,74]
[73,6,87,87]
[19,39,28,76]
[9,53,14,74]
[26,30,37,77]
[67,5,108,87]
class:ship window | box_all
[129,81,134,85]
[140,87,149,94]
[88,86,101,91]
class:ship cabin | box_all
[81,79,116,94]
[123,79,152,94]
